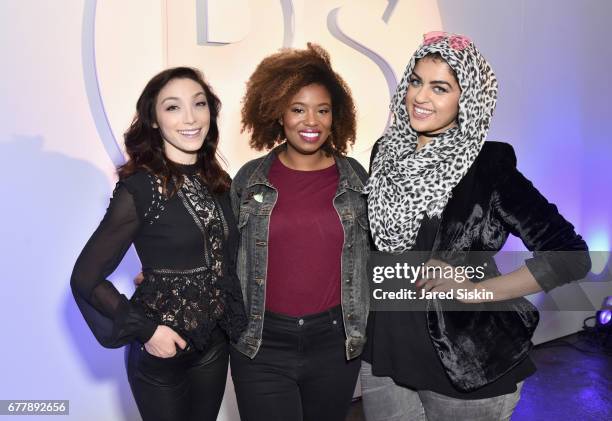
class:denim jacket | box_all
[230,145,370,360]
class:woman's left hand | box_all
[415,259,482,303]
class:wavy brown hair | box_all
[241,43,356,155]
[118,67,229,194]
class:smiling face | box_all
[405,56,461,135]
[281,83,333,157]
[153,77,211,164]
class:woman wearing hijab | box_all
[361,32,590,420]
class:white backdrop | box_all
[0,1,610,420]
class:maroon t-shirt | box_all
[265,156,343,316]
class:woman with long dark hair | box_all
[362,33,590,420]
[71,67,246,421]
[229,43,370,421]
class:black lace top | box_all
[71,165,247,351]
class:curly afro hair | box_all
[241,43,356,155]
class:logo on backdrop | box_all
[85,0,443,166]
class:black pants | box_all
[230,306,361,421]
[125,328,229,421]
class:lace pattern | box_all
[143,174,167,225]
[131,267,224,350]
[178,175,227,272]
[131,174,246,349]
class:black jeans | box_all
[230,306,361,421]
[125,327,229,421]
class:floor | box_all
[346,331,611,420]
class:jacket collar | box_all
[245,143,365,193]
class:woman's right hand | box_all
[144,325,187,358]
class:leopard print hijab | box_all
[365,33,498,252]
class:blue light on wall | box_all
[587,229,610,275]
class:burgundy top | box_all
[265,156,343,317]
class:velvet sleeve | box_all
[491,144,591,291]
[70,182,157,348]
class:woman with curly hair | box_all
[229,43,370,421]
[70,67,246,421]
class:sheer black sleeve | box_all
[70,183,157,348]
[215,190,248,342]
[491,143,591,291]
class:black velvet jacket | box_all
[371,140,591,391]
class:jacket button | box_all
[345,279,351,283]
[347,243,353,249]
[255,278,264,286]
[298,319,304,326]
[346,313,353,320]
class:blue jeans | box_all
[360,361,523,421]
